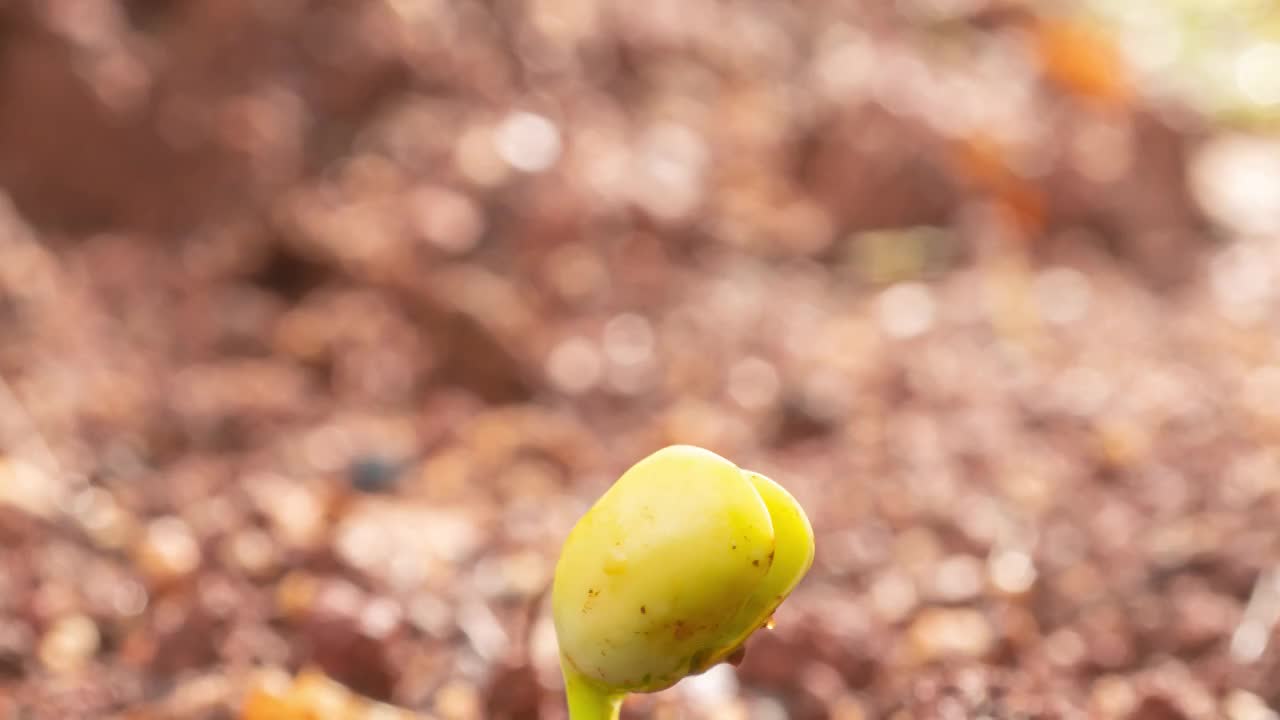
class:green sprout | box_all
[552,445,816,719]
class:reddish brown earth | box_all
[0,1,1276,718]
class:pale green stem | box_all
[561,655,623,720]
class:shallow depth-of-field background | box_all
[2,1,1280,718]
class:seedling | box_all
[552,445,815,719]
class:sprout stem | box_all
[561,655,623,720]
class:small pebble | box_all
[494,111,561,173]
[221,527,279,577]
[0,457,60,519]
[251,477,326,550]
[545,336,603,395]
[135,515,201,583]
[869,569,918,623]
[39,614,100,674]
[989,549,1038,595]
[275,571,321,619]
[1223,690,1280,720]
[69,486,134,549]
[434,679,482,720]
[932,554,984,603]
[877,282,935,339]
[165,672,231,716]
[908,608,995,663]
[348,454,403,494]
[1090,675,1138,718]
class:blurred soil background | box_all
[1,0,1280,718]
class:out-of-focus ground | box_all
[1,1,1280,718]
